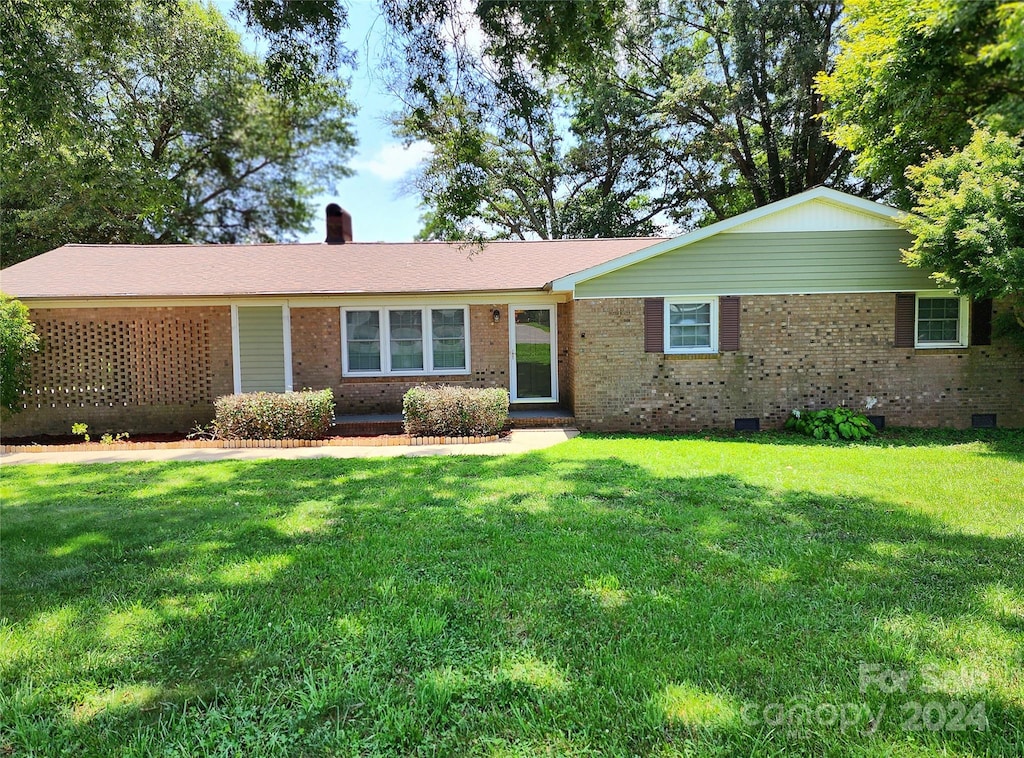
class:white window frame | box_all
[341,305,472,377]
[664,297,719,354]
[914,294,969,349]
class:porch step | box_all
[508,409,577,428]
[330,409,576,436]
[330,413,404,437]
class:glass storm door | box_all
[509,306,557,402]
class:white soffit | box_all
[726,198,904,233]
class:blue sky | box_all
[223,1,432,243]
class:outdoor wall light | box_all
[492,309,501,323]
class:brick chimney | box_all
[325,203,353,244]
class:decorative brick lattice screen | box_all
[24,316,215,409]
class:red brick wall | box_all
[291,304,511,414]
[3,306,233,436]
[572,295,1024,431]
[558,300,575,409]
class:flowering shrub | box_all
[403,385,509,436]
[785,406,876,441]
[214,389,335,440]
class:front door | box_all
[509,306,557,402]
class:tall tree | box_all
[635,0,859,214]
[1,0,352,129]
[818,0,1024,200]
[819,0,1024,327]
[388,0,866,240]
[400,66,674,240]
[0,1,355,266]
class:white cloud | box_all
[352,141,433,182]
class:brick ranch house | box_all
[2,187,1021,436]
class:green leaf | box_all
[0,0,356,266]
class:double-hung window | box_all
[342,306,469,375]
[915,295,968,348]
[345,310,383,371]
[431,308,468,370]
[389,309,424,370]
[664,298,718,354]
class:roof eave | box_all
[12,286,563,303]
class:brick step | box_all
[330,419,405,437]
[508,415,577,428]
[330,410,576,436]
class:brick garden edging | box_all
[1,434,501,455]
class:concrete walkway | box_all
[0,428,579,466]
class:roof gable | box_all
[727,197,902,233]
[549,187,906,291]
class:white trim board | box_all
[21,291,568,310]
[282,304,293,392]
[570,287,954,300]
[230,305,242,394]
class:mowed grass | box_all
[1,432,1023,757]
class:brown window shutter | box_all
[894,293,916,347]
[644,298,664,352]
[971,298,992,345]
[719,296,740,351]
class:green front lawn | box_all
[2,432,1023,756]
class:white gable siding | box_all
[728,200,902,233]
[574,229,941,298]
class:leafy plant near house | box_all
[403,385,509,437]
[185,421,218,440]
[785,406,876,441]
[0,293,40,415]
[71,423,129,444]
[213,389,335,440]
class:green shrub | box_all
[0,293,40,415]
[785,406,876,441]
[214,389,335,440]
[403,385,509,437]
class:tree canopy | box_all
[818,0,1024,200]
[399,66,674,240]
[393,0,865,241]
[819,0,1024,323]
[2,0,352,129]
[1,1,355,266]
[903,129,1024,322]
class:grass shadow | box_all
[1,444,1022,755]
[582,427,1024,462]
